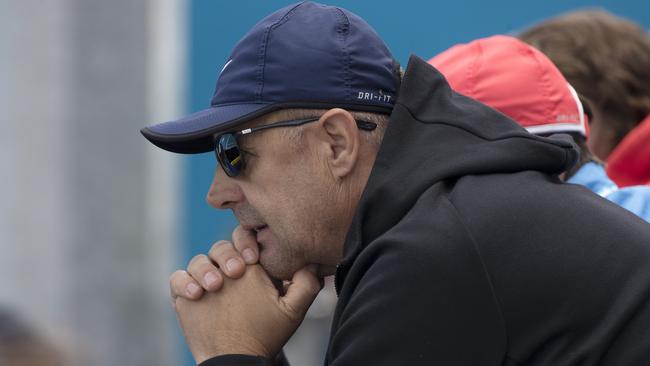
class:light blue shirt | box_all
[568,161,650,223]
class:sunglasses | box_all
[215,117,378,177]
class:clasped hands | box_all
[169,225,323,364]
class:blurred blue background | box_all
[1,1,648,366]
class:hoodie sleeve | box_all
[327,194,508,365]
[199,351,290,366]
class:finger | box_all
[208,240,246,278]
[187,254,224,291]
[281,280,291,297]
[169,270,204,301]
[232,225,260,264]
[280,265,324,322]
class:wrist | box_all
[193,332,271,365]
[198,354,272,366]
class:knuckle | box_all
[209,240,233,257]
[213,239,231,249]
[188,254,209,269]
[170,282,186,297]
[232,227,247,241]
[232,226,255,245]
[232,225,244,238]
[188,254,207,267]
[169,270,186,283]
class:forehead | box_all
[245,109,305,128]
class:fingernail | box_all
[242,249,256,263]
[186,283,200,297]
[203,271,220,288]
[227,258,242,273]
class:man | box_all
[428,35,650,222]
[519,10,650,185]
[142,2,650,365]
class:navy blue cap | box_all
[141,1,399,154]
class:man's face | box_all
[206,116,345,280]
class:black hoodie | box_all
[203,56,650,366]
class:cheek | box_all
[246,144,331,230]
[258,177,323,240]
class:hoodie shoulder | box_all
[329,182,507,364]
[447,170,650,363]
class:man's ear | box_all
[316,108,360,179]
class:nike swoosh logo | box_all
[221,59,233,74]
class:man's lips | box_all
[253,224,268,233]
[255,225,271,244]
[240,223,268,232]
[240,223,270,245]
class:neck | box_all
[326,149,378,268]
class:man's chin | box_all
[262,262,334,283]
[258,250,332,280]
[258,257,298,281]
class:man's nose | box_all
[206,166,244,209]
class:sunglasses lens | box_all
[216,134,243,177]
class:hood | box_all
[337,55,578,284]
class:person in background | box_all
[519,10,650,186]
[0,308,65,366]
[429,35,650,223]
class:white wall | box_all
[0,1,185,365]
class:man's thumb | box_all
[280,265,323,321]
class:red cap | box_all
[429,35,589,137]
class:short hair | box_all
[519,10,650,146]
[260,108,389,150]
[564,133,597,180]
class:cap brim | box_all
[141,103,274,154]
